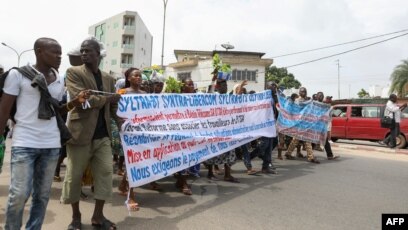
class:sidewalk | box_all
[332,141,408,155]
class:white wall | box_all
[164,60,267,93]
[88,11,153,76]
[369,85,383,97]
[134,14,153,69]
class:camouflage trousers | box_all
[286,138,315,160]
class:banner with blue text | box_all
[118,91,276,187]
[277,93,330,144]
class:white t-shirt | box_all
[3,65,65,148]
[385,100,401,123]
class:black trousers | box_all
[388,123,400,147]
[324,137,333,157]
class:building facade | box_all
[369,84,392,98]
[89,11,153,78]
[165,50,273,93]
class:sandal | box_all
[54,176,61,182]
[91,218,117,230]
[117,169,125,176]
[181,186,192,195]
[125,199,139,211]
[247,169,259,175]
[67,218,82,230]
[224,176,240,183]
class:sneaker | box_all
[190,173,200,178]
[308,158,320,164]
[327,155,340,160]
[296,152,305,158]
[268,164,276,170]
[315,147,324,152]
[261,168,277,174]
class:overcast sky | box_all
[1,0,407,99]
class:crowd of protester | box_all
[0,37,343,230]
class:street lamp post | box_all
[161,0,169,69]
[335,59,341,99]
[1,42,33,67]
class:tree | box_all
[357,88,369,98]
[265,66,301,89]
[389,59,408,97]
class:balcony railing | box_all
[122,44,134,49]
[123,25,136,33]
[121,63,133,68]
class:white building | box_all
[369,84,391,98]
[165,50,273,92]
[89,11,153,78]
[369,85,383,97]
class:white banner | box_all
[118,90,276,187]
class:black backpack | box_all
[0,67,20,122]
[0,67,37,122]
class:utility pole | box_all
[161,0,169,70]
[335,59,341,99]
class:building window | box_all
[111,59,117,65]
[113,22,119,29]
[112,41,118,47]
[122,35,134,44]
[123,16,135,26]
[94,23,106,43]
[177,72,191,81]
[122,35,134,49]
[121,54,133,68]
[231,69,257,81]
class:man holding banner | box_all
[277,87,331,164]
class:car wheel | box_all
[396,134,407,149]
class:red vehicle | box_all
[331,104,408,148]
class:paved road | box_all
[0,140,407,230]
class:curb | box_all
[331,143,408,155]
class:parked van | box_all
[331,104,408,148]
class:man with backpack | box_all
[0,37,89,230]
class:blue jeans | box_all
[5,147,60,230]
[255,137,278,169]
[241,144,258,170]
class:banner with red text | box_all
[118,91,276,187]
